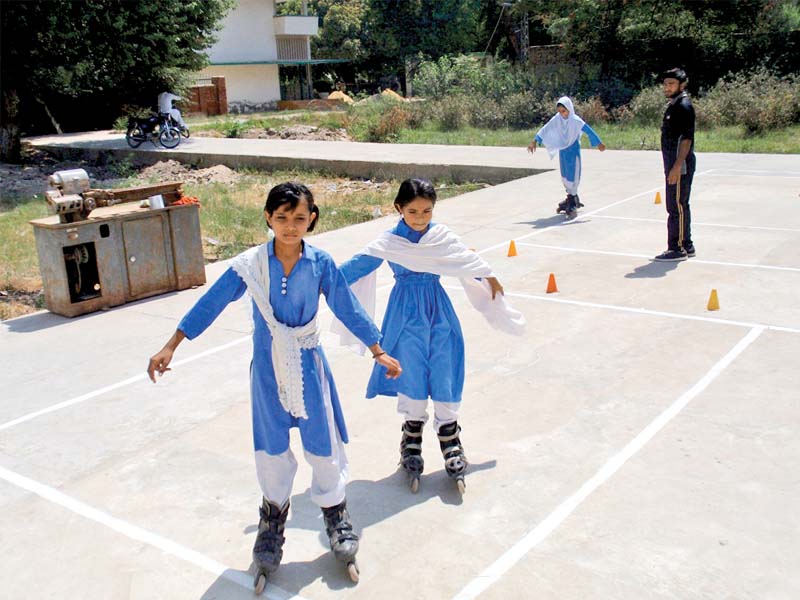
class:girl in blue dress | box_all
[147,182,401,590]
[527,96,606,219]
[339,178,522,495]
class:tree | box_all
[364,0,483,89]
[0,0,233,162]
[521,0,799,96]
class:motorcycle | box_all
[126,113,182,149]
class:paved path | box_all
[29,131,549,184]
[2,141,800,599]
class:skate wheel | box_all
[410,477,420,494]
[456,479,466,495]
[347,561,360,583]
[254,572,267,595]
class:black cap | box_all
[659,68,688,83]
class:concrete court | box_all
[1,144,800,600]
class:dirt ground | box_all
[194,124,352,142]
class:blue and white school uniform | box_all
[178,241,381,507]
[337,220,525,429]
[535,96,603,196]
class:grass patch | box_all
[203,109,800,153]
[395,122,800,153]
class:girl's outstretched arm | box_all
[148,329,185,382]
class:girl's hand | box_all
[148,348,174,382]
[527,140,537,153]
[487,277,504,299]
[147,330,185,383]
[598,143,606,152]
[376,353,402,379]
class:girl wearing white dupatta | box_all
[527,96,606,218]
[337,179,525,494]
[147,183,400,587]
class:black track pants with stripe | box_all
[665,169,694,252]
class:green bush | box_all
[696,68,800,133]
[574,96,611,124]
[368,105,411,142]
[627,86,666,126]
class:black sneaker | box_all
[684,244,696,257]
[654,249,687,262]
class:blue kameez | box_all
[339,220,465,403]
[536,123,602,195]
[178,241,381,457]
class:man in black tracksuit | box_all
[655,68,696,262]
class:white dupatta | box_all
[332,224,526,352]
[231,244,318,419]
[535,96,586,159]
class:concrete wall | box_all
[199,64,280,106]
[206,0,278,63]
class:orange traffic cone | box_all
[546,273,559,294]
[654,191,662,204]
[507,240,517,257]
[707,289,720,311]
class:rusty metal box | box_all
[30,203,205,317]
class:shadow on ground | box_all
[624,260,680,279]
[200,460,497,597]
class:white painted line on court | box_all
[442,285,800,334]
[481,171,716,255]
[704,169,800,178]
[0,336,251,432]
[452,325,765,600]
[592,214,800,234]
[0,464,307,600]
[479,186,663,254]
[516,241,800,272]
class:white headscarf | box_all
[535,96,586,159]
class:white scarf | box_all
[332,224,526,352]
[231,244,318,419]
[535,96,586,159]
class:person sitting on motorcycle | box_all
[158,91,188,133]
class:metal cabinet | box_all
[31,203,206,317]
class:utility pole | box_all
[519,9,529,63]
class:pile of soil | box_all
[139,160,239,185]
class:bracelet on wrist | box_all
[372,351,386,359]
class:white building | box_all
[199,0,339,111]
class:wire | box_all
[483,3,512,59]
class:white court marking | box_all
[0,465,307,600]
[0,336,251,432]
[443,285,800,334]
[592,215,800,234]
[516,241,800,272]
[452,325,766,600]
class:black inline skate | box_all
[438,421,468,494]
[557,194,584,220]
[252,498,289,595]
[321,499,360,582]
[399,420,425,493]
